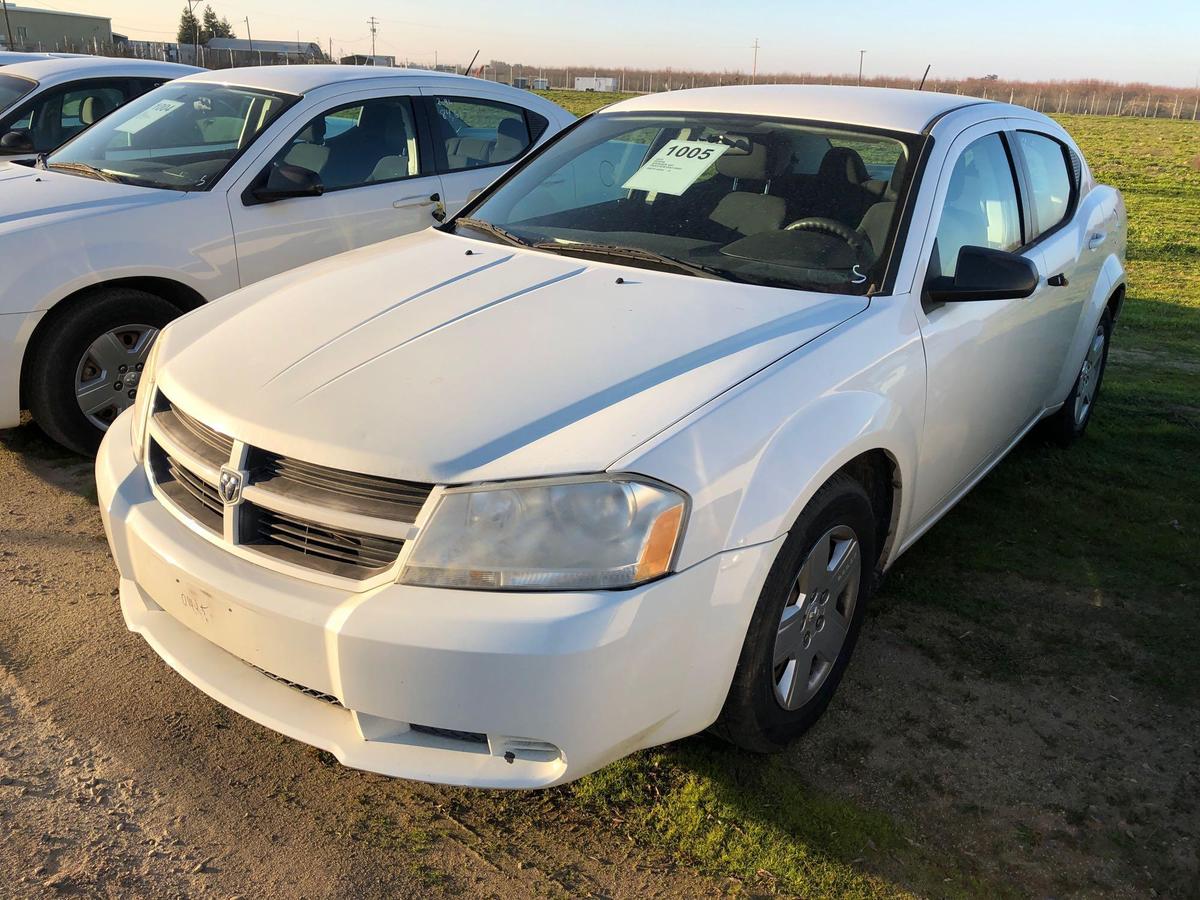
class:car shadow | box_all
[0,418,97,502]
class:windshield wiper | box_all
[45,161,125,184]
[453,217,530,247]
[531,240,733,281]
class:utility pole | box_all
[186,0,201,66]
[244,17,253,54]
[1,0,16,52]
[367,16,378,61]
[857,49,866,86]
[751,38,759,83]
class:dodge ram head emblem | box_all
[218,466,244,506]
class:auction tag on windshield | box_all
[623,140,729,196]
[116,99,184,135]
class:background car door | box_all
[419,91,547,215]
[227,91,444,287]
[910,127,1053,523]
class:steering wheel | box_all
[784,217,867,255]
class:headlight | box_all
[398,475,688,591]
[130,339,161,465]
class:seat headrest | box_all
[716,138,788,181]
[496,117,526,141]
[818,146,869,185]
[80,94,116,126]
[884,154,908,201]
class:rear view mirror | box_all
[249,163,324,204]
[926,245,1039,303]
[0,130,34,154]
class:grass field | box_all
[516,96,1199,896]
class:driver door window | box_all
[12,80,131,152]
[932,133,1022,279]
[270,96,421,192]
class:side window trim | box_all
[1008,128,1080,248]
[999,130,1032,250]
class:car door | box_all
[0,77,133,157]
[1008,127,1094,408]
[227,90,444,287]
[909,125,1054,523]
[419,91,547,215]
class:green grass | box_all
[535,97,1200,896]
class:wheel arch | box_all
[18,277,205,408]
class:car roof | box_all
[603,85,991,134]
[0,57,201,82]
[180,64,509,96]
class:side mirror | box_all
[0,130,34,154]
[249,163,324,204]
[926,245,1039,303]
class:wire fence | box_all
[13,41,1200,121]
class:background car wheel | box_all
[1043,309,1112,445]
[26,288,182,456]
[713,472,877,753]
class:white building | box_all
[574,76,617,92]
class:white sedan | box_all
[0,56,199,159]
[97,85,1126,788]
[0,65,571,453]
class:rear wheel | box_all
[1043,309,1111,445]
[714,473,877,752]
[26,288,181,456]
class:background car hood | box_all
[158,230,868,484]
[0,164,175,235]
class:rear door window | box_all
[429,97,541,172]
[1014,131,1074,238]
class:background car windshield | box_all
[465,113,917,293]
[45,82,294,190]
[0,74,36,112]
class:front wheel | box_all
[25,289,182,455]
[714,473,877,752]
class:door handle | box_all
[393,192,446,222]
[1047,273,1069,287]
[1087,232,1106,250]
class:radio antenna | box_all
[918,64,931,91]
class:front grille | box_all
[246,505,406,578]
[254,666,344,707]
[252,451,432,521]
[410,724,489,745]
[148,393,431,581]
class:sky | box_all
[19,0,1200,87]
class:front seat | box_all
[857,156,907,256]
[708,140,789,237]
[80,93,119,126]
[808,146,874,223]
[489,116,528,164]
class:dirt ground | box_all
[1,419,1196,899]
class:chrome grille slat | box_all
[150,394,425,581]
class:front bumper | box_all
[97,412,782,788]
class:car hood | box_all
[158,230,868,484]
[0,164,175,234]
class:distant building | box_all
[574,76,617,92]
[512,76,530,90]
[206,37,325,64]
[0,3,112,51]
[531,77,550,91]
[341,54,395,67]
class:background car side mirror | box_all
[0,130,34,154]
[926,245,1039,303]
[248,163,324,204]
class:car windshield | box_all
[461,112,919,294]
[45,82,295,190]
[0,73,36,113]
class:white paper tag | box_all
[115,99,184,135]
[622,140,729,196]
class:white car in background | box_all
[0,66,571,453]
[0,56,199,160]
[97,85,1126,788]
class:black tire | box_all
[714,472,878,753]
[1042,309,1112,446]
[25,288,182,456]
